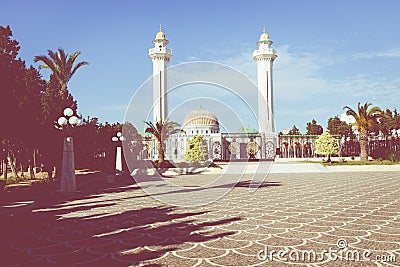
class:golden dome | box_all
[259,32,269,42]
[183,108,219,127]
[258,26,270,42]
[155,31,165,40]
[155,24,166,40]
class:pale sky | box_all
[2,0,400,132]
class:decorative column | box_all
[253,27,278,160]
[148,25,173,123]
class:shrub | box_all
[371,146,390,160]
[315,132,339,162]
[389,151,400,162]
[185,135,208,162]
[209,162,222,169]
[371,147,400,162]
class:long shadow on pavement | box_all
[0,173,241,266]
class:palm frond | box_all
[34,54,63,85]
[343,106,359,121]
[367,107,382,116]
[70,61,89,82]
[34,47,89,96]
[344,102,383,132]
[67,51,81,68]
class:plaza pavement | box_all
[0,162,399,266]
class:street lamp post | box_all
[112,132,126,175]
[57,108,80,193]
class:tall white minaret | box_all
[149,25,173,123]
[253,27,277,134]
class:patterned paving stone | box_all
[71,255,130,267]
[47,248,96,266]
[1,170,399,266]
[340,222,381,231]
[175,244,229,259]
[141,252,200,266]
[258,235,306,247]
[202,238,252,250]
[206,250,265,266]
[245,226,286,236]
[29,243,80,256]
[278,229,320,240]
[0,250,44,266]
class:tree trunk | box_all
[7,150,18,178]
[157,142,164,163]
[0,160,5,193]
[327,154,331,163]
[359,130,369,161]
[20,162,24,179]
[2,159,6,181]
[33,148,37,173]
[46,166,53,180]
[29,164,35,179]
[61,84,68,100]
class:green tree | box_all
[0,25,46,181]
[315,131,339,162]
[121,122,143,165]
[0,25,25,180]
[327,116,353,137]
[34,48,89,99]
[70,119,143,172]
[371,109,396,136]
[41,74,77,123]
[184,135,208,162]
[288,125,301,135]
[306,119,323,135]
[394,109,400,131]
[343,102,382,161]
[19,66,47,178]
[144,119,181,163]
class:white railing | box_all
[149,48,173,55]
[252,49,277,57]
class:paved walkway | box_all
[1,166,399,266]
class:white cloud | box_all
[277,108,331,116]
[216,44,400,106]
[218,44,335,102]
[352,48,400,59]
[333,74,400,108]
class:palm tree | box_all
[34,48,89,98]
[144,119,181,163]
[343,102,382,161]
